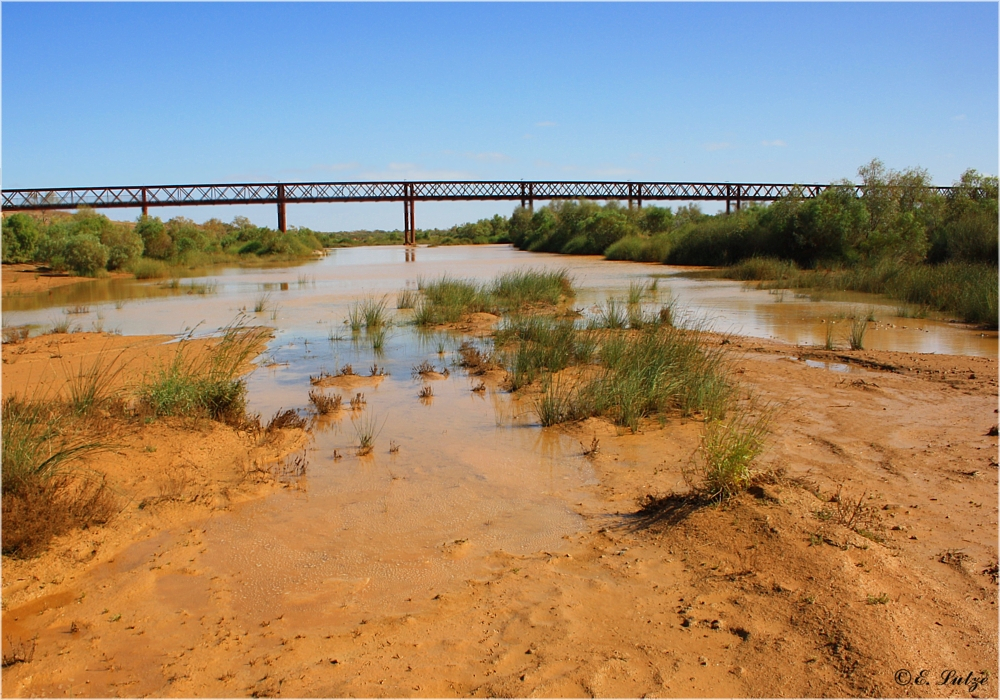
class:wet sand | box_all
[2,326,996,697]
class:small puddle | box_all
[804,359,854,373]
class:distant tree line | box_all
[2,209,325,277]
[506,161,997,268]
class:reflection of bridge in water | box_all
[2,180,962,245]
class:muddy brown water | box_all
[3,244,996,627]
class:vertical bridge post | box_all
[277,184,287,232]
[408,196,415,245]
[141,187,149,218]
[403,183,416,246]
[403,185,411,245]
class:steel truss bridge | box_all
[2,180,960,245]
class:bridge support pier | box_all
[141,187,149,218]
[277,184,287,232]
[403,196,416,246]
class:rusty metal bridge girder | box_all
[3,180,965,212]
[2,181,967,234]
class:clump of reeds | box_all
[369,364,388,376]
[253,293,271,314]
[308,390,342,415]
[369,326,388,352]
[353,411,385,456]
[360,295,390,328]
[824,320,836,350]
[457,340,498,374]
[590,298,628,330]
[1,396,115,557]
[396,289,418,309]
[65,305,90,315]
[533,376,583,427]
[412,360,436,377]
[129,258,169,280]
[349,392,366,410]
[337,363,355,376]
[50,318,74,334]
[497,316,595,391]
[347,303,364,332]
[627,280,647,306]
[849,316,868,350]
[725,256,798,282]
[64,348,128,415]
[135,316,270,426]
[418,385,434,399]
[414,269,573,326]
[2,323,30,344]
[697,397,773,500]
[266,408,307,432]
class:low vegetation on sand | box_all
[2,318,274,557]
[489,310,773,500]
[413,268,574,326]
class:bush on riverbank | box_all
[2,209,325,276]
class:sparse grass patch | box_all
[866,593,890,605]
[396,289,418,309]
[418,385,434,399]
[829,485,885,542]
[64,305,90,315]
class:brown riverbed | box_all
[1,247,997,697]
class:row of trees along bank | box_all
[500,161,997,327]
[2,209,326,278]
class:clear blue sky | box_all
[3,2,997,231]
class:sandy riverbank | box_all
[1,329,996,697]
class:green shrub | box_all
[64,234,109,276]
[101,225,144,270]
[2,213,40,263]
